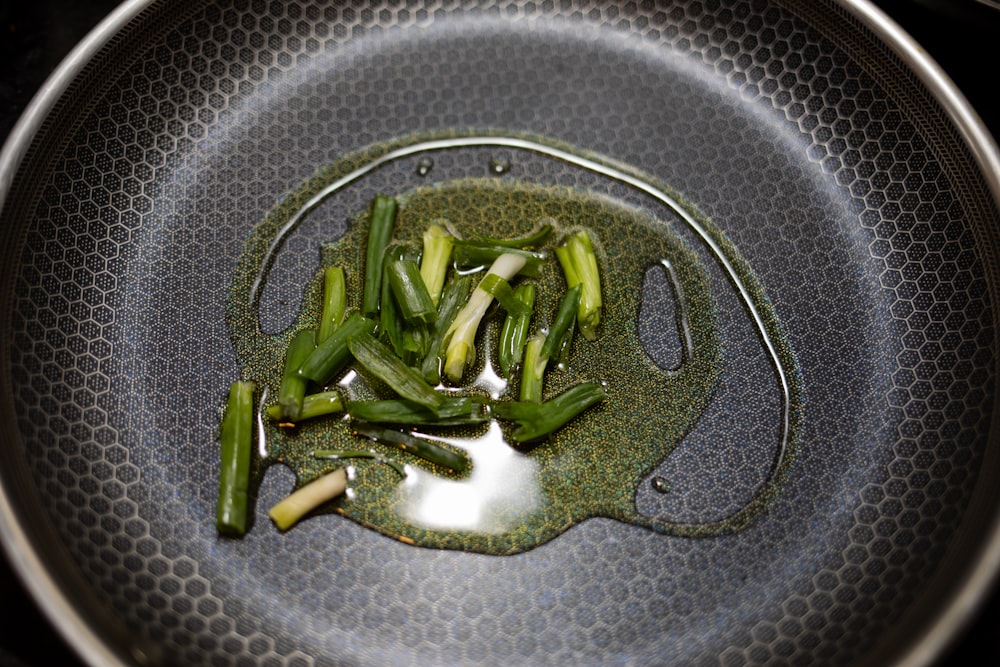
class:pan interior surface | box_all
[1,1,998,665]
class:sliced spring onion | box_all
[217,380,255,536]
[347,396,487,426]
[362,195,398,318]
[318,266,346,343]
[268,468,348,531]
[555,230,602,340]
[352,423,471,473]
[498,282,536,378]
[276,329,316,421]
[267,390,344,423]
[297,313,376,385]
[420,222,454,307]
[347,331,443,412]
[494,382,606,442]
[443,253,527,383]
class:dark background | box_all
[1,0,998,665]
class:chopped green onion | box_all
[276,329,316,421]
[362,195,398,318]
[352,423,471,473]
[478,273,531,317]
[267,390,343,423]
[498,282,536,378]
[379,253,406,359]
[419,222,453,307]
[493,382,606,442]
[268,468,348,531]
[452,243,545,277]
[386,256,437,325]
[420,275,472,384]
[347,331,443,412]
[347,396,487,426]
[519,333,547,403]
[313,448,407,477]
[555,230,602,340]
[217,380,255,536]
[443,253,527,383]
[298,313,377,385]
[470,221,553,248]
[318,266,347,343]
[539,283,581,363]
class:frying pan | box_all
[2,0,1000,665]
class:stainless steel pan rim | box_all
[1,1,999,665]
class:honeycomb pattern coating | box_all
[3,0,998,665]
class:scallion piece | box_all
[470,221,553,248]
[477,273,531,317]
[519,333,547,403]
[268,468,348,531]
[452,243,545,277]
[498,282,536,378]
[298,313,376,385]
[217,380,255,536]
[318,266,347,343]
[555,230,602,340]
[539,284,581,363]
[493,382,606,442]
[420,222,453,307]
[352,423,470,473]
[347,331,443,412]
[386,256,437,325]
[347,396,487,426]
[420,275,472,384]
[362,195,398,318]
[276,329,316,421]
[267,390,343,423]
[443,252,528,383]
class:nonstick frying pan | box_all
[2,1,1000,665]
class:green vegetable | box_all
[267,390,343,423]
[217,380,255,536]
[386,256,437,325]
[347,331,443,412]
[362,195,398,317]
[477,273,531,317]
[443,252,527,383]
[493,382,606,442]
[276,329,316,421]
[347,396,487,426]
[555,230,602,340]
[498,282,536,378]
[469,221,553,248]
[539,284,581,363]
[268,468,348,531]
[352,422,471,472]
[519,333,547,403]
[318,266,347,343]
[419,222,454,307]
[452,243,545,277]
[420,275,472,384]
[298,313,377,385]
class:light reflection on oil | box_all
[394,421,541,534]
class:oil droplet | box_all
[651,476,671,494]
[488,155,511,175]
[416,158,434,176]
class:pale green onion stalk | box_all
[443,253,527,383]
[268,468,348,531]
[420,221,453,307]
[318,266,347,343]
[555,230,602,340]
[519,333,548,402]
